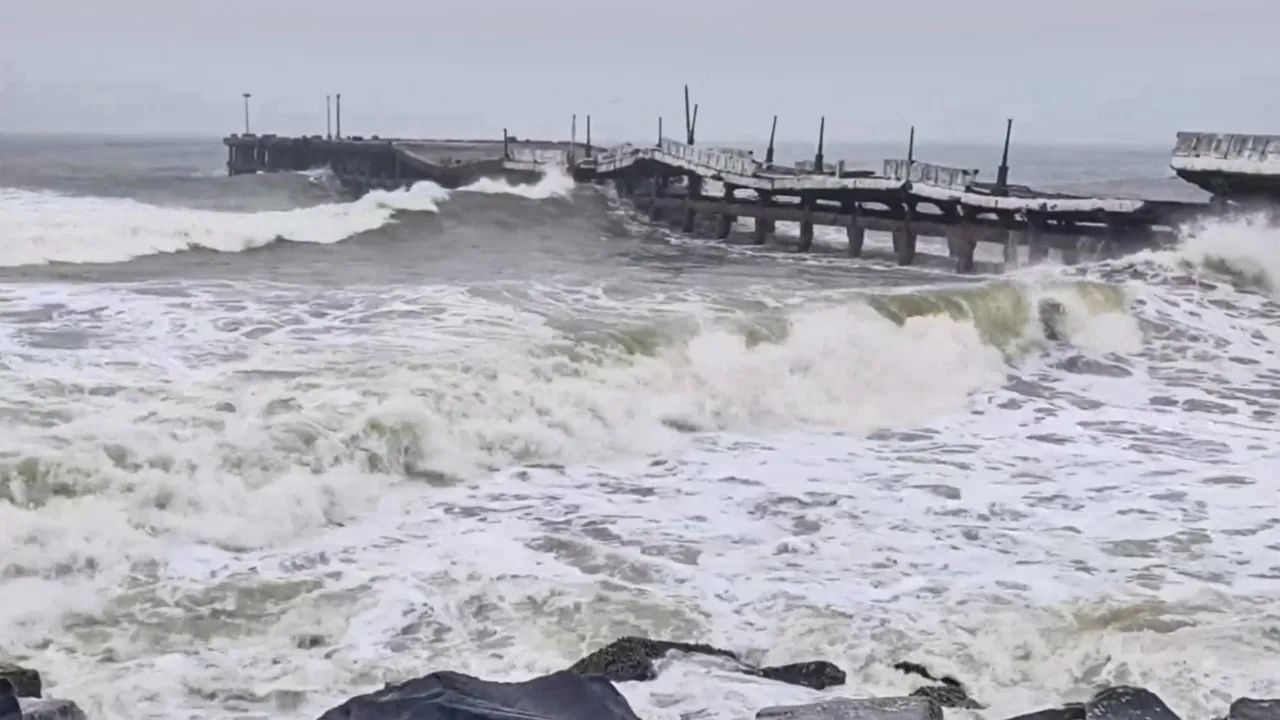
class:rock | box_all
[14,699,86,720]
[568,636,846,691]
[1085,687,1181,720]
[568,637,737,683]
[315,669,640,720]
[1,680,19,720]
[756,697,943,720]
[892,660,983,709]
[910,685,984,710]
[0,665,40,698]
[1229,699,1280,720]
[754,661,847,690]
[1001,706,1085,720]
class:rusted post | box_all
[814,116,825,172]
[684,84,692,144]
[997,118,1013,193]
[766,115,777,164]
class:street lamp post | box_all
[242,92,252,134]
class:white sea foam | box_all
[0,166,574,268]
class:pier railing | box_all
[882,159,978,190]
[1173,132,1280,161]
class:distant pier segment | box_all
[222,118,1222,274]
[1171,132,1280,203]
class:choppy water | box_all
[0,135,1277,720]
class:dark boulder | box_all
[1229,699,1280,720]
[1001,706,1085,720]
[1085,687,1181,720]
[567,637,737,683]
[753,661,847,691]
[315,669,640,720]
[568,636,845,691]
[1,680,19,720]
[757,696,943,720]
[892,660,983,709]
[0,665,40,698]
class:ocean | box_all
[0,134,1277,720]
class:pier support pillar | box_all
[798,195,815,252]
[846,208,865,258]
[754,193,774,244]
[715,185,736,240]
[682,175,702,233]
[1026,215,1050,264]
[1003,229,1020,269]
[893,204,917,265]
[947,224,979,273]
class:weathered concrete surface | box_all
[756,696,943,720]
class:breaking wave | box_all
[0,166,575,268]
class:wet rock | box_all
[568,637,737,682]
[1229,699,1280,720]
[14,698,86,720]
[569,636,846,691]
[0,680,18,720]
[1002,706,1085,720]
[293,633,328,650]
[0,667,39,698]
[1085,687,1181,720]
[315,669,640,720]
[892,661,983,709]
[757,696,942,720]
[753,661,847,690]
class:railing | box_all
[508,147,572,166]
[1173,131,1280,161]
[657,138,760,176]
[882,159,979,189]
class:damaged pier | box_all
[223,97,1218,273]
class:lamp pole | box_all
[242,92,252,134]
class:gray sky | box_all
[2,0,1278,145]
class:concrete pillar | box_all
[682,175,701,233]
[715,185,736,240]
[844,202,864,257]
[1026,217,1050,263]
[1003,229,1020,269]
[893,204,917,265]
[753,192,773,244]
[649,174,663,221]
[947,225,978,273]
[797,196,815,252]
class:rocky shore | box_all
[5,638,1278,720]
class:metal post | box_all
[690,104,699,146]
[242,93,251,134]
[684,84,692,144]
[503,128,510,159]
[907,125,915,165]
[335,93,342,139]
[586,115,592,158]
[997,118,1013,192]
[657,116,663,147]
[325,95,331,139]
[814,116,825,172]
[766,115,777,164]
[571,114,577,164]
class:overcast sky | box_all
[2,0,1278,146]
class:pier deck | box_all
[222,118,1218,273]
